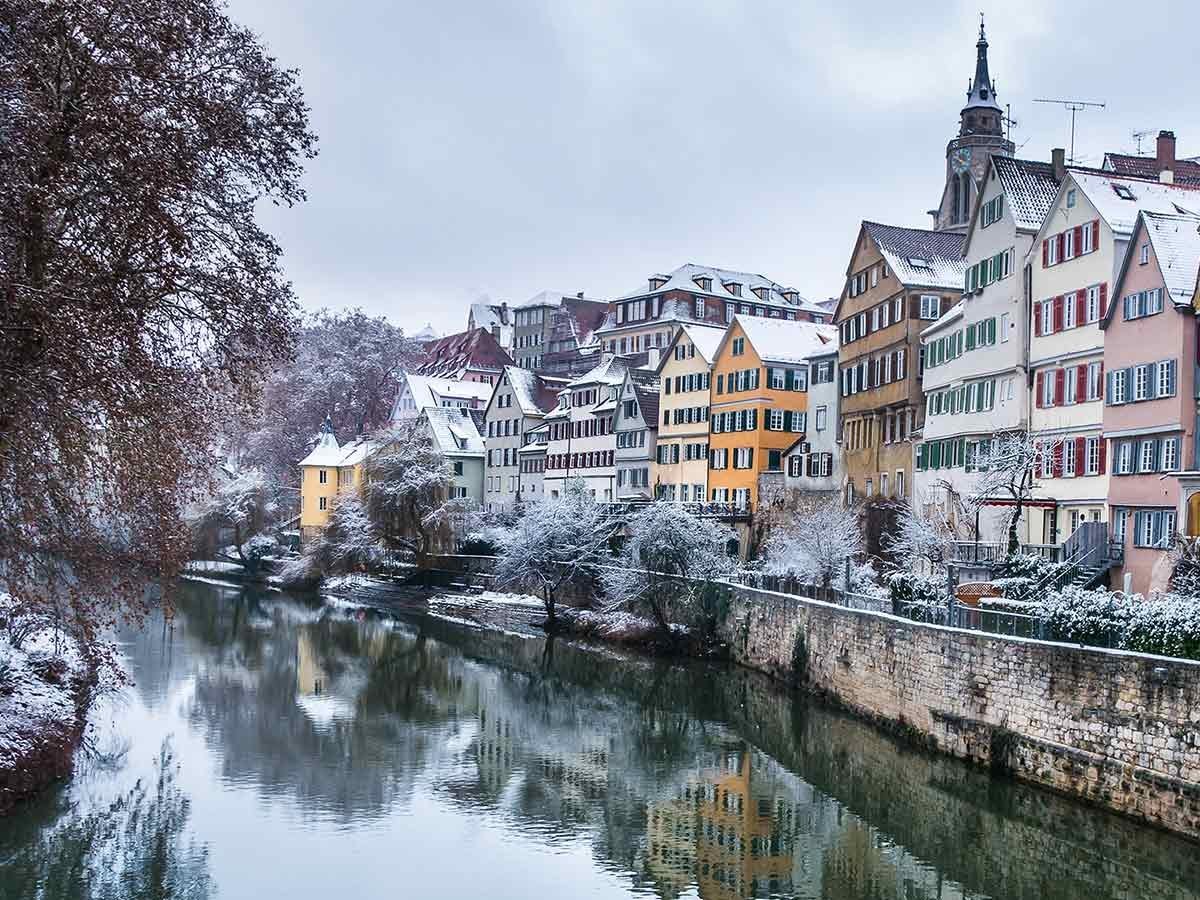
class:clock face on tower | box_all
[951,146,973,174]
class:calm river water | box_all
[2,579,1199,900]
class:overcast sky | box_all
[227,0,1200,337]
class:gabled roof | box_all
[989,156,1061,232]
[716,316,836,366]
[501,366,565,416]
[416,327,513,378]
[422,407,485,457]
[609,263,824,317]
[1103,153,1200,187]
[1068,170,1200,238]
[565,354,633,389]
[1145,213,1200,305]
[654,323,727,374]
[469,301,511,329]
[627,377,660,430]
[401,373,494,410]
[860,222,966,292]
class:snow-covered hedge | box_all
[1032,587,1200,660]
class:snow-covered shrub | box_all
[1121,594,1200,659]
[602,503,736,635]
[764,496,863,589]
[0,650,14,697]
[1034,587,1129,646]
[993,553,1078,601]
[888,570,945,621]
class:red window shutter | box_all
[1052,442,1063,477]
[1053,295,1064,332]
[1099,282,1108,318]
[1075,365,1086,403]
[1033,301,1041,336]
[1035,371,1045,407]
[1075,437,1085,473]
[1054,369,1065,405]
[1042,239,1050,267]
[1075,289,1086,326]
[1073,225,1083,252]
[1092,220,1100,250]
[1099,438,1107,473]
[1056,233,1065,261]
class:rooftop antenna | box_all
[1131,129,1153,154]
[1003,103,1019,142]
[1034,98,1106,165]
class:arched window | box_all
[957,172,971,224]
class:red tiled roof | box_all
[1104,153,1200,187]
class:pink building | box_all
[1101,210,1200,593]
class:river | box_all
[1,579,1198,899]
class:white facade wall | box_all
[1027,178,1121,543]
[915,172,1035,542]
[783,352,841,493]
[543,381,621,501]
[614,378,657,500]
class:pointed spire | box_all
[964,14,1000,111]
[321,414,334,435]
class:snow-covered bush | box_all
[1034,587,1129,646]
[763,496,863,589]
[302,494,383,577]
[1123,594,1200,659]
[993,553,1078,601]
[187,468,279,573]
[494,479,614,627]
[887,570,945,620]
[602,503,736,634]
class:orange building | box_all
[708,316,837,510]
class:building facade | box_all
[1102,211,1200,593]
[594,264,830,365]
[1026,168,1197,544]
[782,348,840,494]
[653,324,724,502]
[511,291,608,375]
[516,423,550,502]
[708,317,835,510]
[391,372,494,422]
[834,221,964,504]
[415,327,514,385]
[613,373,659,500]
[482,366,564,511]
[297,417,372,543]
[914,155,1060,541]
[421,407,485,504]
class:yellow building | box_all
[654,323,726,502]
[708,317,836,510]
[298,417,374,543]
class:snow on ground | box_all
[0,595,87,775]
[184,560,244,574]
[428,590,543,609]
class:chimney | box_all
[1157,130,1176,175]
[1051,147,1066,182]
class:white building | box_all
[543,356,652,500]
[1027,163,1199,544]
[782,347,840,494]
[613,372,660,500]
[391,372,494,422]
[914,155,1060,541]
[481,366,565,511]
[420,407,485,504]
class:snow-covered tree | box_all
[234,309,425,482]
[968,431,1061,554]
[0,0,314,641]
[302,494,381,577]
[887,503,957,571]
[602,503,736,633]
[188,470,279,573]
[763,495,863,589]
[361,425,458,565]
[494,480,614,628]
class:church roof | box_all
[963,18,1000,112]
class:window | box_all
[1134,364,1150,401]
[1157,359,1175,397]
[1081,221,1095,254]
[769,409,784,431]
[1063,441,1077,476]
[1163,437,1179,471]
[1086,361,1102,401]
[895,470,904,498]
[815,406,827,432]
[919,295,941,320]
[1063,293,1077,329]
[1086,285,1101,322]
[1116,441,1133,474]
[981,195,1003,227]
[695,297,705,318]
[865,479,873,498]
[1139,439,1157,473]
[1140,243,1150,265]
[1064,367,1077,405]
[1066,188,1077,208]
[1041,371,1055,407]
[1064,228,1075,260]
[1111,368,1127,404]
[894,297,903,322]
[1047,236,1059,266]
[732,337,745,356]
[1000,312,1009,341]
[318,496,327,511]
[1040,301,1053,336]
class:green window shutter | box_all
[966,324,976,350]
[782,410,792,432]
[986,317,996,344]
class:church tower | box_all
[933,17,1015,232]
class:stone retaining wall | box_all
[722,584,1200,840]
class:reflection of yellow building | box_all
[644,745,795,900]
[296,628,327,696]
[298,416,374,543]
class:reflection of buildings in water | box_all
[296,627,328,696]
[475,709,518,793]
[293,627,357,726]
[643,746,796,900]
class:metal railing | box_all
[947,541,1006,565]
[732,572,891,614]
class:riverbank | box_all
[0,620,96,816]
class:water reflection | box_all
[1,580,1198,900]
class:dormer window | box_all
[725,281,742,297]
[1113,184,1136,201]
[649,276,667,291]
[752,285,770,301]
[694,276,712,291]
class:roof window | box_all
[1112,184,1136,201]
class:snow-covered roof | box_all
[469,301,511,329]
[501,366,563,416]
[615,263,822,312]
[861,222,966,292]
[336,438,377,467]
[1141,211,1200,304]
[516,289,606,309]
[991,156,1061,232]
[920,301,965,338]
[566,354,631,389]
[412,323,440,341]
[404,373,494,409]
[1103,152,1200,187]
[299,420,342,467]
[680,323,726,364]
[1069,169,1200,238]
[422,407,485,458]
[726,316,836,365]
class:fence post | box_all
[946,564,956,627]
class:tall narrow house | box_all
[914,155,1060,538]
[833,222,964,504]
[1026,166,1199,545]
